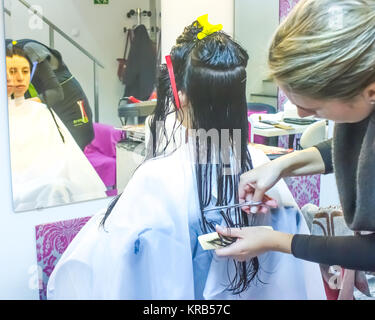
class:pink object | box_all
[284,175,321,208]
[247,110,267,144]
[279,0,301,22]
[84,123,123,196]
[166,55,181,110]
[35,216,91,300]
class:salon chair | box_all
[301,204,375,300]
[35,216,91,300]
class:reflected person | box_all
[6,46,106,211]
[10,39,95,150]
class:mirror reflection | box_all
[5,0,161,212]
[6,43,108,211]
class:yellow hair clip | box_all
[197,14,223,40]
[12,40,17,45]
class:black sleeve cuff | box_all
[314,139,333,174]
[291,234,310,259]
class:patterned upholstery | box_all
[35,216,91,300]
[285,175,321,208]
[84,123,124,197]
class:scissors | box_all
[203,200,269,213]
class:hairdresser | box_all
[215,0,375,272]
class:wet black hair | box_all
[6,46,12,58]
[10,44,33,69]
[102,21,260,294]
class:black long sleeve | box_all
[292,233,375,272]
[314,139,333,174]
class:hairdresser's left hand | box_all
[214,225,293,261]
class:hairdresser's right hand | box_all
[239,161,281,214]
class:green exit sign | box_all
[94,0,109,4]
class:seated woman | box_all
[6,46,107,211]
[47,17,325,299]
[12,39,95,150]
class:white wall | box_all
[161,0,234,58]
[0,2,113,300]
[234,0,279,99]
[7,0,151,127]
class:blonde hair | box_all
[269,0,375,100]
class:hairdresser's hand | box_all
[215,225,293,261]
[239,161,281,214]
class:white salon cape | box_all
[47,133,326,299]
[8,97,107,211]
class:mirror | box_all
[234,0,280,111]
[4,0,161,212]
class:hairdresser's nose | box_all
[297,106,316,118]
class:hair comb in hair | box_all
[165,55,181,110]
[196,14,223,40]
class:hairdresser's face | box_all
[6,56,14,97]
[10,55,30,98]
[280,85,375,123]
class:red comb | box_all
[165,55,181,110]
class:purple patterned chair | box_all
[84,123,124,197]
[35,216,92,300]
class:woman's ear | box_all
[178,91,189,109]
[363,82,375,104]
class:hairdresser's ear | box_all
[178,91,190,108]
[363,82,375,103]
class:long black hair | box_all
[102,21,260,294]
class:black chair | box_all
[247,102,276,114]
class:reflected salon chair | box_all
[84,123,124,196]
